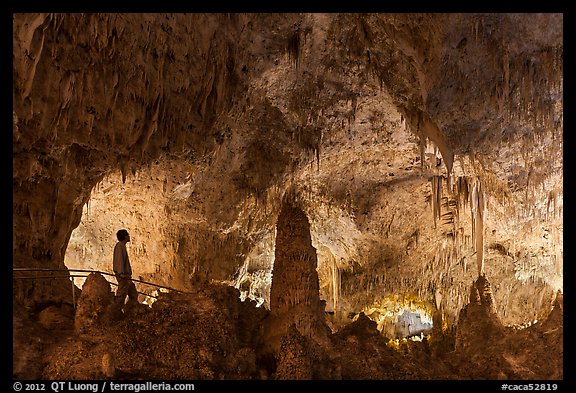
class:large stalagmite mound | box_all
[29,197,563,381]
[33,268,563,380]
[264,197,333,353]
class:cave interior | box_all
[12,12,564,381]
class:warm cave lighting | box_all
[394,308,434,337]
[362,303,433,341]
[508,319,539,330]
[143,288,170,306]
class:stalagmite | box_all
[265,195,331,350]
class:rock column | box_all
[265,198,331,353]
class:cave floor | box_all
[13,279,563,381]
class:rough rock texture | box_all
[73,272,116,332]
[445,277,563,380]
[13,12,563,380]
[30,270,561,380]
[455,274,505,351]
[264,197,332,353]
[42,282,271,380]
[17,198,563,381]
[13,302,75,380]
[73,272,149,332]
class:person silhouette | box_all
[112,229,138,311]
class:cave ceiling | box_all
[12,13,563,328]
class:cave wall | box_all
[13,13,562,329]
[13,13,251,303]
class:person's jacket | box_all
[113,241,132,276]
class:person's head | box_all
[116,229,130,242]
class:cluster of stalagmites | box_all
[15,271,562,380]
[13,202,562,380]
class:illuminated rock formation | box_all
[264,197,332,353]
[12,12,563,380]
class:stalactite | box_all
[287,28,303,68]
[85,196,91,218]
[430,175,443,229]
[119,161,128,184]
[332,260,340,313]
[418,135,427,169]
[21,15,50,100]
[470,177,486,276]
[501,45,510,114]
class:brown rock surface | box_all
[13,12,563,380]
[263,197,333,353]
[73,272,116,332]
[18,266,562,381]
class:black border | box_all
[6,2,572,391]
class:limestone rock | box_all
[12,12,563,380]
[74,273,115,332]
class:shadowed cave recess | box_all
[13,13,563,381]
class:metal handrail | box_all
[13,267,190,294]
[13,267,192,306]
[13,274,160,300]
[13,274,114,281]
